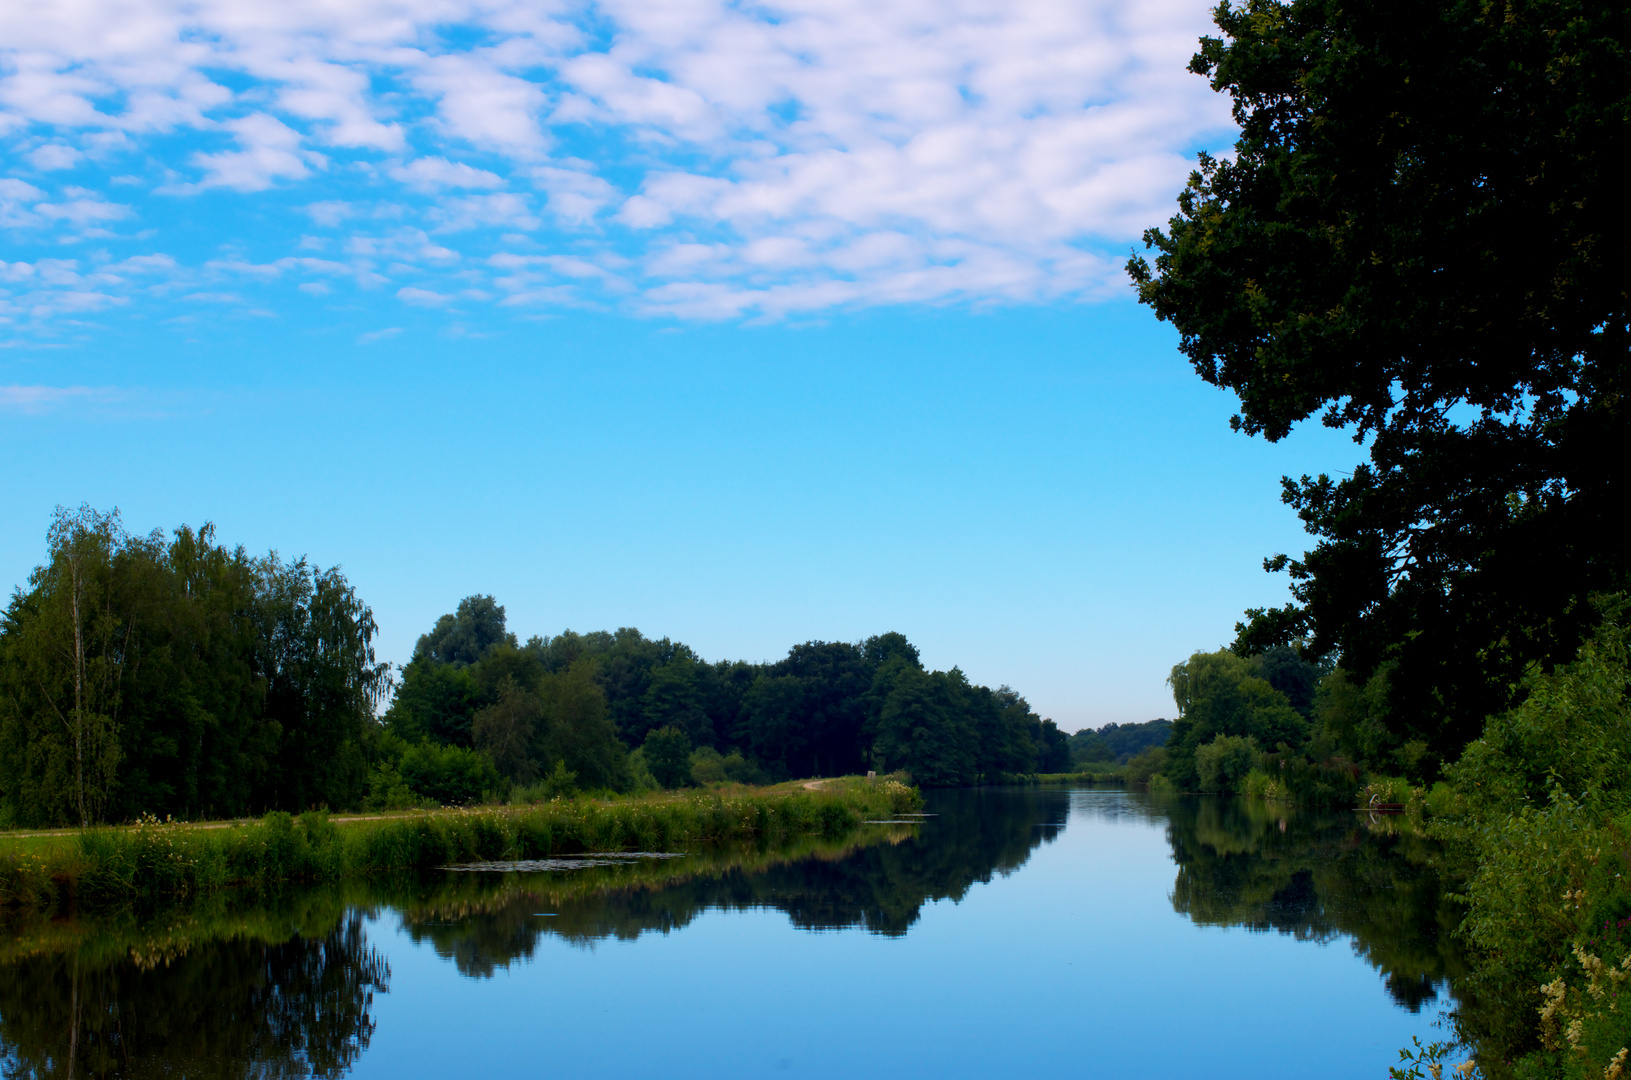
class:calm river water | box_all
[1,787,1464,1078]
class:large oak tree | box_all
[1129,0,1630,754]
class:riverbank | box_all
[0,777,920,912]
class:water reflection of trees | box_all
[1161,795,1467,1012]
[0,910,388,1079]
[402,787,1069,977]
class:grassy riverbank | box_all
[1036,764,1127,785]
[0,777,920,912]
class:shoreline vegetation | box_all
[0,812,924,969]
[0,777,921,914]
[0,510,1070,830]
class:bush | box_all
[397,742,502,806]
[690,746,727,785]
[1125,745,1168,788]
[1195,734,1257,794]
[722,751,767,784]
[1438,604,1631,1072]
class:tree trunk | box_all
[69,552,87,828]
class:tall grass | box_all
[0,779,920,911]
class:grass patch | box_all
[0,778,920,912]
[1036,766,1128,785]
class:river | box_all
[0,787,1463,1078]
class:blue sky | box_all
[0,0,1364,729]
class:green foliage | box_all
[387,660,479,745]
[390,607,1066,790]
[643,726,693,788]
[510,760,580,803]
[875,666,977,787]
[1388,1036,1469,1080]
[1069,719,1174,766]
[1431,606,1631,1076]
[0,507,388,826]
[1194,734,1257,795]
[1124,746,1167,788]
[689,746,728,785]
[1068,728,1114,765]
[0,781,919,909]
[1130,0,1631,763]
[415,594,514,667]
[396,743,501,806]
[1165,650,1307,790]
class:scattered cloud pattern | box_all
[0,0,1232,332]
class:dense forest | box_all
[375,592,1073,802]
[0,511,1071,827]
[1127,0,1630,1074]
[1067,718,1171,766]
[0,507,389,828]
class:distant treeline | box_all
[0,509,1070,827]
[380,593,1073,800]
[1067,719,1172,766]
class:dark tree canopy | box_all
[413,594,514,667]
[1130,0,1631,753]
[0,507,389,826]
[385,599,1071,790]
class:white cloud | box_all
[188,114,325,192]
[304,200,353,227]
[109,253,178,273]
[0,177,46,227]
[530,167,616,224]
[396,285,449,305]
[35,193,131,226]
[389,157,505,191]
[434,192,540,232]
[0,0,1233,320]
[0,384,115,412]
[28,143,82,170]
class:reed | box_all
[0,778,920,911]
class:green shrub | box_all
[1437,605,1631,1073]
[397,742,502,805]
[690,746,727,785]
[722,751,766,784]
[1195,734,1257,794]
[1125,745,1168,788]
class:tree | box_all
[737,675,807,777]
[642,652,712,748]
[0,506,134,825]
[414,595,514,667]
[473,683,541,783]
[536,661,628,791]
[253,556,390,812]
[875,667,976,787]
[1129,0,1631,754]
[1165,650,1305,790]
[384,661,478,745]
[1,509,387,825]
[642,726,693,789]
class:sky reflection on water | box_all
[1,788,1460,1079]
